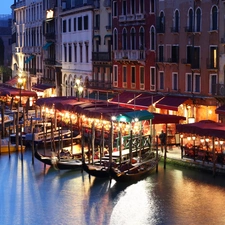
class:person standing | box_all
[159,130,166,153]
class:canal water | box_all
[1,149,225,225]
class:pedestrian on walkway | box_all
[159,130,166,153]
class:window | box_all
[150,67,155,90]
[186,73,192,92]
[139,27,145,49]
[130,27,136,50]
[211,6,218,31]
[131,67,136,84]
[159,45,164,62]
[150,26,155,51]
[171,45,179,63]
[172,73,178,91]
[74,43,77,62]
[95,14,100,29]
[140,0,144,14]
[187,46,192,64]
[122,28,127,50]
[122,0,127,15]
[210,74,217,94]
[194,74,200,93]
[196,8,201,32]
[192,47,200,69]
[113,29,118,50]
[68,19,71,32]
[64,44,67,62]
[113,65,118,85]
[79,43,83,62]
[74,18,76,31]
[159,72,164,90]
[113,1,117,17]
[84,15,88,30]
[173,10,179,32]
[157,11,165,33]
[209,46,218,69]
[131,0,135,14]
[63,20,66,32]
[150,0,155,14]
[68,45,72,62]
[188,9,193,32]
[123,66,127,83]
[78,17,82,30]
[85,44,88,63]
[140,67,144,84]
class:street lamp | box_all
[74,78,83,101]
[18,76,23,107]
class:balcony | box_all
[44,58,56,65]
[92,52,111,61]
[221,37,225,44]
[94,26,100,31]
[135,13,144,21]
[212,84,225,96]
[105,25,111,30]
[86,80,112,90]
[181,58,191,65]
[119,15,126,22]
[45,32,55,41]
[94,0,100,10]
[126,14,135,21]
[156,57,165,63]
[114,50,145,61]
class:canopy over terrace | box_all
[176,120,225,139]
[110,91,163,110]
[0,84,37,98]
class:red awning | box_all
[215,105,225,115]
[5,76,18,86]
[32,84,55,92]
[152,113,186,124]
[110,91,138,104]
[155,96,190,111]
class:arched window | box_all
[113,29,118,50]
[159,11,165,33]
[139,27,145,50]
[122,28,127,50]
[188,8,193,32]
[174,9,179,32]
[150,26,155,51]
[130,27,136,50]
[195,8,201,32]
[211,6,218,30]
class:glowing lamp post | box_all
[18,76,23,107]
[74,78,83,101]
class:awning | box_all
[93,35,101,45]
[32,84,55,92]
[5,76,18,86]
[115,110,154,123]
[152,113,186,124]
[155,96,190,111]
[215,105,225,115]
[43,42,53,50]
[110,91,138,104]
[25,55,35,64]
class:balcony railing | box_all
[206,58,218,70]
[184,26,194,33]
[103,0,111,8]
[114,50,145,61]
[171,27,179,33]
[29,68,36,75]
[44,58,56,65]
[92,52,111,61]
[45,32,55,40]
[86,80,112,90]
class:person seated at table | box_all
[185,143,193,149]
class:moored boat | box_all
[34,150,83,170]
[109,157,158,182]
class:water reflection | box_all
[1,152,225,225]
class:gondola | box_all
[82,161,111,179]
[109,157,158,182]
[34,150,83,170]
